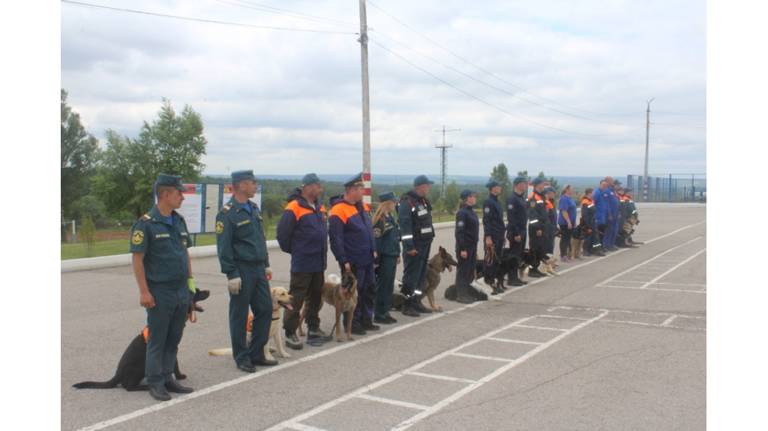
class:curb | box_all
[61,221,456,273]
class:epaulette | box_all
[221,204,232,213]
[141,214,151,221]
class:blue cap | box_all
[231,170,256,184]
[460,189,476,200]
[155,173,185,191]
[513,176,528,185]
[378,191,397,202]
[301,173,321,187]
[344,172,365,188]
[413,175,434,187]
[486,179,500,189]
[532,177,545,186]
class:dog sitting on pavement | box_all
[322,271,358,342]
[421,246,458,312]
[208,286,294,360]
[73,288,210,391]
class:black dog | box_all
[73,289,209,391]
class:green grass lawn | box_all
[61,213,459,260]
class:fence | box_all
[626,173,707,202]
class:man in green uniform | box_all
[130,174,194,402]
[216,170,275,373]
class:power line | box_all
[370,31,633,127]
[61,0,357,35]
[370,39,621,138]
[214,0,357,28]
[367,0,643,119]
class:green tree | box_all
[490,163,512,193]
[94,100,208,218]
[517,170,529,179]
[443,181,460,214]
[61,89,100,220]
[536,171,560,193]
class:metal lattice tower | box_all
[434,125,461,198]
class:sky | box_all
[61,0,706,178]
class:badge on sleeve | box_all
[216,221,224,234]
[484,207,490,213]
[131,230,144,245]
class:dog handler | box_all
[372,192,401,324]
[328,173,379,335]
[505,176,529,286]
[398,175,437,317]
[215,170,275,373]
[527,177,550,278]
[130,174,194,401]
[455,190,480,304]
[277,173,328,349]
[482,180,506,288]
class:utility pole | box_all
[358,0,372,206]
[642,98,654,201]
[434,125,461,198]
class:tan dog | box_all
[421,247,458,312]
[208,286,293,360]
[296,273,341,337]
[323,272,358,342]
[570,237,584,259]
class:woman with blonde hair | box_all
[372,192,401,324]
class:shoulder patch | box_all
[215,220,224,234]
[131,230,144,245]
[483,207,490,213]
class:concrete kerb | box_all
[61,221,457,273]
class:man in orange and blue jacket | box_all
[328,173,378,335]
[277,173,328,349]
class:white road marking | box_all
[513,324,568,332]
[597,236,703,287]
[404,371,477,384]
[355,394,429,411]
[653,282,706,287]
[639,248,706,288]
[661,315,678,327]
[76,220,706,431]
[485,337,543,346]
[285,423,329,431]
[604,285,706,294]
[450,352,515,363]
[535,314,591,321]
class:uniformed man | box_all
[505,176,528,286]
[527,177,550,277]
[455,190,479,304]
[580,187,604,256]
[373,192,401,324]
[592,180,611,252]
[328,173,378,335]
[130,174,194,401]
[276,173,328,349]
[623,187,642,245]
[215,170,275,373]
[603,176,620,252]
[482,180,506,289]
[615,187,638,248]
[398,175,436,317]
[544,186,558,256]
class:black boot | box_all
[529,267,546,278]
[413,299,432,314]
[285,331,303,350]
[149,384,171,401]
[165,380,194,394]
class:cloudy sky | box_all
[61,0,706,178]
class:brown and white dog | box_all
[208,286,293,360]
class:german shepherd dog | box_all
[421,246,458,312]
[72,289,210,391]
[323,272,358,341]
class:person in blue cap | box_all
[482,179,506,292]
[527,177,550,277]
[130,173,194,401]
[398,175,437,317]
[277,173,328,349]
[372,191,401,324]
[592,180,611,252]
[328,173,378,335]
[454,189,479,303]
[505,176,529,286]
[215,170,275,373]
[604,176,620,251]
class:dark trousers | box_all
[374,255,398,318]
[352,263,376,324]
[455,249,477,298]
[528,227,547,268]
[229,263,271,365]
[283,271,324,334]
[401,241,432,303]
[145,284,190,386]
[508,230,526,280]
[584,225,598,254]
[483,235,504,281]
[558,224,572,257]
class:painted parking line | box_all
[639,248,706,288]
[265,311,608,431]
[76,219,706,431]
